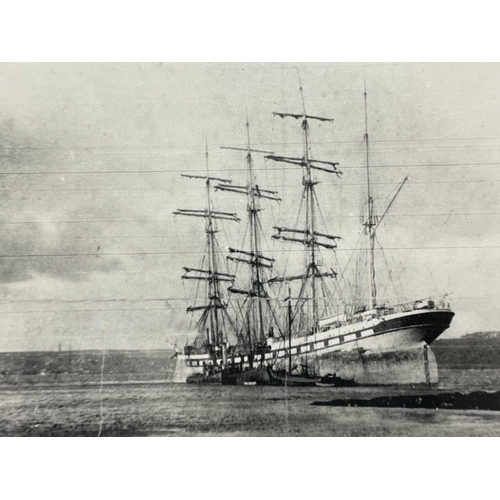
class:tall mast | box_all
[205,145,220,344]
[299,81,319,331]
[173,147,240,354]
[218,119,280,347]
[266,78,341,335]
[363,83,377,309]
[246,118,265,342]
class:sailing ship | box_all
[174,82,454,386]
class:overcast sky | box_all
[0,62,499,351]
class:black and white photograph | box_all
[0,61,499,438]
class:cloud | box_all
[0,118,124,284]
[0,215,123,284]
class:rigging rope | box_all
[377,236,401,304]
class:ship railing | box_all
[319,295,451,331]
[384,295,451,316]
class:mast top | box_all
[273,69,333,122]
[222,116,274,155]
[364,79,369,141]
[363,83,377,310]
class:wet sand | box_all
[1,383,500,436]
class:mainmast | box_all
[218,118,280,346]
[266,79,342,334]
[173,146,240,352]
[300,83,318,329]
[363,83,377,310]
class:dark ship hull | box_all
[221,367,270,386]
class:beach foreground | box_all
[1,378,500,437]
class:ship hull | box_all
[298,309,453,386]
[221,368,270,386]
[315,344,438,386]
[175,307,454,386]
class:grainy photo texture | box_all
[0,62,499,436]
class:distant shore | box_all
[1,334,500,388]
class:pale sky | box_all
[0,62,499,351]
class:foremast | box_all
[173,146,240,358]
[266,80,342,334]
[217,119,281,352]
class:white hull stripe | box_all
[181,309,452,368]
[183,324,403,367]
